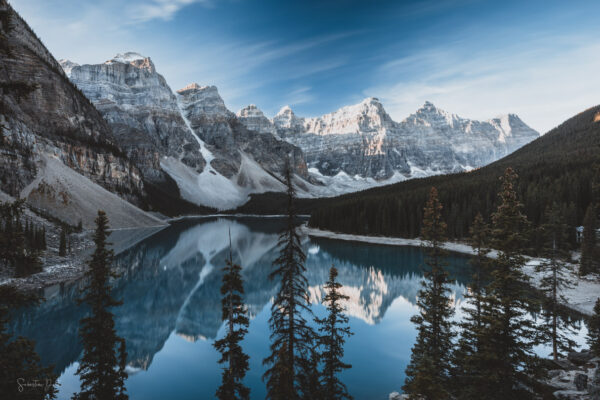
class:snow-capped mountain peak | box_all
[112,52,146,63]
[273,105,305,132]
[104,52,155,72]
[177,82,203,92]
[237,104,264,118]
[487,113,533,143]
[58,59,79,77]
[406,101,461,127]
[177,83,232,119]
[277,105,294,115]
[302,96,393,136]
[236,104,279,136]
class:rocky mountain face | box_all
[0,1,149,224]
[238,98,540,185]
[62,56,310,210]
[236,104,279,136]
[65,52,204,185]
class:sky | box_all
[10,0,600,133]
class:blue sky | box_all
[11,0,600,132]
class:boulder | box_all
[548,370,562,378]
[568,351,594,366]
[574,373,587,391]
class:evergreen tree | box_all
[588,298,600,357]
[580,204,598,276]
[263,164,316,400]
[315,266,353,400]
[59,225,67,257]
[536,203,576,360]
[0,285,57,399]
[403,187,455,399]
[73,210,128,400]
[474,168,540,399]
[0,200,42,276]
[451,213,491,399]
[213,237,250,400]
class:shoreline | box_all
[167,213,310,222]
[303,225,600,316]
[0,225,168,292]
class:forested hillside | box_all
[308,105,600,241]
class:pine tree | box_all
[474,167,540,399]
[213,236,250,400]
[73,210,128,400]
[0,285,57,399]
[580,204,598,276]
[536,203,576,360]
[588,298,600,357]
[315,266,353,400]
[403,187,455,399]
[263,164,316,400]
[0,200,42,277]
[451,213,491,399]
[116,339,128,400]
[59,225,67,257]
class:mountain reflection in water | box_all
[11,217,580,400]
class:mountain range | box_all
[0,0,541,227]
[59,52,539,211]
[307,103,600,239]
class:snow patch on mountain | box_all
[111,52,146,63]
[160,156,246,210]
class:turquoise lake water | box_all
[10,217,588,400]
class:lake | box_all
[9,217,588,400]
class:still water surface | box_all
[10,217,587,400]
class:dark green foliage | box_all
[403,187,455,399]
[580,204,599,276]
[73,210,128,400]
[213,244,250,400]
[588,299,600,357]
[468,168,541,399]
[451,213,492,399]
[0,285,57,399]
[58,225,67,257]
[309,105,600,244]
[0,199,42,276]
[536,203,577,360]
[23,218,47,251]
[263,165,316,400]
[142,174,216,217]
[315,266,353,400]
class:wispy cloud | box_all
[283,86,314,107]
[128,0,211,23]
[368,35,600,133]
[156,32,356,106]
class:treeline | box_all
[309,104,600,243]
[404,168,600,399]
[0,210,126,399]
[0,199,46,276]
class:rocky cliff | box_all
[0,1,151,225]
[65,53,205,185]
[237,98,540,190]
[61,51,312,209]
